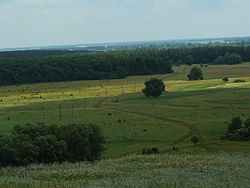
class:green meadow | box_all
[0,63,250,157]
[0,63,250,187]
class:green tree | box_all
[59,124,105,162]
[187,67,203,80]
[0,136,17,166]
[34,135,67,163]
[213,53,242,65]
[142,78,165,97]
[228,117,243,133]
[183,55,194,66]
[0,123,105,167]
[223,77,229,83]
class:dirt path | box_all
[101,104,205,145]
[109,106,221,152]
[93,97,218,153]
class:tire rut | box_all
[94,99,216,152]
[101,105,205,145]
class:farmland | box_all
[0,63,250,157]
[0,63,250,187]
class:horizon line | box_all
[1,35,250,52]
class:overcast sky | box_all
[0,0,250,48]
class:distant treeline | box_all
[0,45,250,85]
[0,50,80,58]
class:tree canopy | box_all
[0,45,249,85]
[142,78,165,97]
[183,55,194,65]
[224,117,250,141]
[187,67,204,80]
[0,123,105,167]
[223,77,229,82]
[245,118,250,128]
[213,53,242,65]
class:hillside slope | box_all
[0,152,249,187]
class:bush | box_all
[225,128,250,141]
[245,118,250,128]
[224,117,250,141]
[187,67,203,80]
[0,123,105,167]
[234,79,246,83]
[228,117,242,133]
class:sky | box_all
[0,0,250,48]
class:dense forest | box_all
[0,45,250,85]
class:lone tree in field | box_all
[223,77,229,83]
[187,67,203,80]
[142,78,165,97]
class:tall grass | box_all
[0,153,249,187]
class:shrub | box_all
[0,123,105,167]
[245,118,250,128]
[226,128,250,141]
[234,79,246,83]
[187,67,203,80]
[224,117,250,141]
[228,117,242,133]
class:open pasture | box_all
[0,63,250,157]
[0,63,250,108]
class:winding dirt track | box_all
[94,97,217,152]
[107,106,220,152]
[101,104,205,145]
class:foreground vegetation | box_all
[0,152,249,187]
[0,123,105,166]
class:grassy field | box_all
[1,152,250,188]
[0,63,250,187]
[0,63,250,156]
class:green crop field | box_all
[0,63,250,187]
